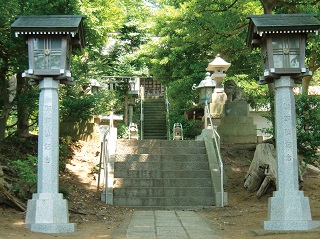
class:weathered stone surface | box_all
[25,77,75,233]
[263,76,319,231]
[218,101,257,143]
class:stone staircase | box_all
[112,139,215,209]
[143,98,167,140]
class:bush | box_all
[117,122,129,139]
[263,94,320,165]
[59,136,75,172]
[296,95,320,164]
[9,155,37,199]
[169,113,202,140]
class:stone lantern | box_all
[193,72,216,104]
[11,15,85,234]
[193,72,216,128]
[206,54,230,125]
[89,78,102,95]
[247,14,320,231]
[12,15,85,85]
[206,54,231,90]
[128,77,140,137]
[247,14,319,84]
[173,123,183,140]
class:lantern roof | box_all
[206,54,231,72]
[11,15,86,50]
[246,14,320,49]
[195,72,216,89]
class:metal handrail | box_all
[205,101,224,207]
[165,86,171,140]
[97,125,111,203]
[140,86,144,140]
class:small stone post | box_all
[25,77,76,233]
[263,76,320,230]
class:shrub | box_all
[9,154,37,199]
[296,95,320,164]
[117,122,129,139]
[59,136,74,172]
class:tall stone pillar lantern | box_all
[128,77,140,139]
[206,54,231,126]
[192,73,216,128]
[247,14,320,231]
[11,15,85,233]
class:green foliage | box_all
[169,112,202,140]
[117,122,129,139]
[59,136,74,172]
[259,94,320,165]
[225,74,270,110]
[94,89,122,115]
[9,155,37,199]
[60,92,96,122]
[296,95,320,164]
[59,188,70,199]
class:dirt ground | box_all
[1,141,320,239]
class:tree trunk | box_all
[124,95,128,125]
[244,143,277,198]
[302,53,320,94]
[260,0,278,14]
[0,68,11,141]
[16,73,31,137]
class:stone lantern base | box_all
[25,193,75,233]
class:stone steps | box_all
[112,139,215,209]
[143,98,167,139]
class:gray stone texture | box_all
[25,77,75,233]
[218,101,257,143]
[263,76,320,230]
[122,211,221,239]
[112,140,216,209]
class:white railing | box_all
[165,86,171,140]
[205,101,224,207]
[97,115,113,203]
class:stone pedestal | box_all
[209,89,227,129]
[25,77,75,233]
[218,101,257,143]
[263,76,319,230]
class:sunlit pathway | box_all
[114,210,222,239]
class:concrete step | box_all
[116,139,205,148]
[114,178,212,188]
[143,99,166,140]
[114,170,211,178]
[114,161,210,171]
[143,129,167,134]
[115,153,208,162]
[114,196,215,207]
[143,135,167,140]
[112,139,215,209]
[114,187,214,197]
[115,147,206,155]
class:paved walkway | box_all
[113,210,222,239]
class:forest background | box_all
[0,0,320,201]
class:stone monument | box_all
[217,80,257,143]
